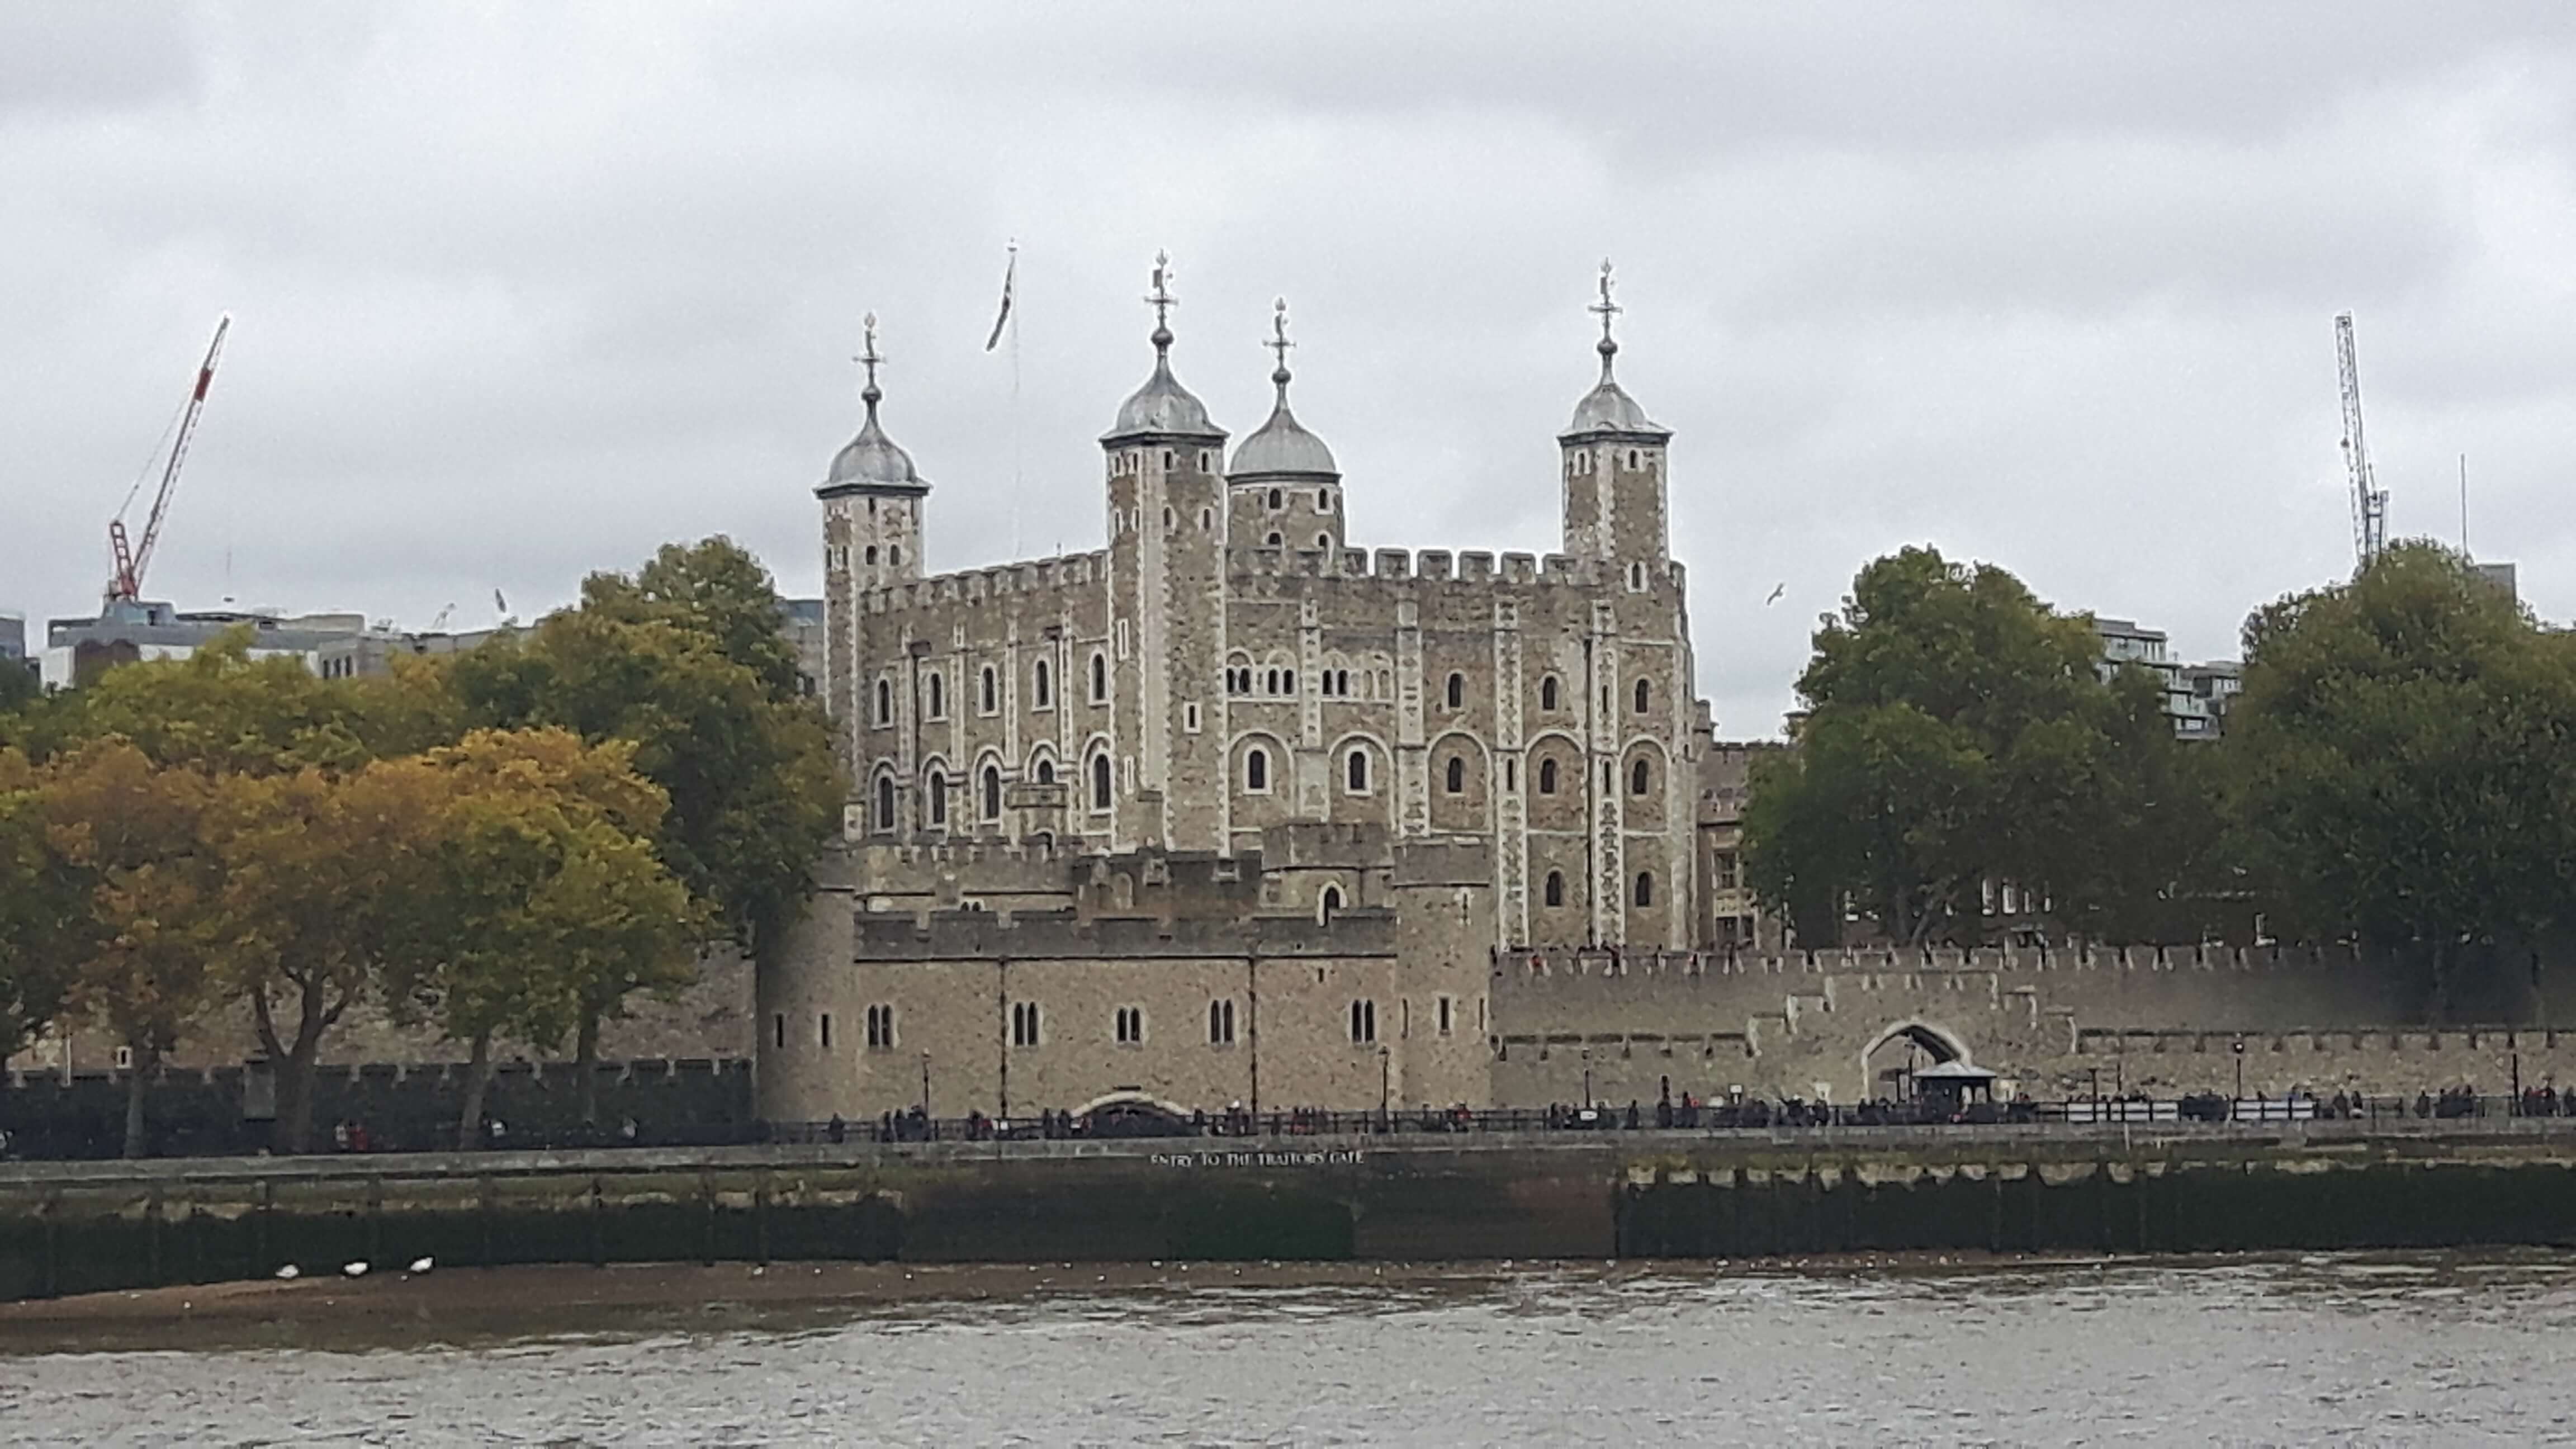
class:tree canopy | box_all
[2225,542,2576,1005]
[1743,546,2219,946]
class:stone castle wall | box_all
[1489,944,2576,1106]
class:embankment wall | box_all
[8,1125,2576,1301]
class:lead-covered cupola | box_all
[1104,253,1227,446]
[1228,299,1344,552]
[818,312,926,593]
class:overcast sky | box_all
[7,3,2572,736]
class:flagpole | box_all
[1008,240,1024,560]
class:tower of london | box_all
[761,257,1729,1123]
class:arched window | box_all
[1538,759,1558,794]
[1316,533,1332,548]
[874,774,895,831]
[1246,748,1268,792]
[1631,758,1651,795]
[1266,531,1283,546]
[1446,757,1466,794]
[1634,679,1651,713]
[1265,668,1280,694]
[1541,676,1560,712]
[925,769,948,826]
[1090,652,1107,703]
[982,765,1001,820]
[1445,673,1464,709]
[874,679,892,725]
[1544,870,1564,907]
[1267,487,1283,509]
[1320,885,1342,923]
[865,544,878,565]
[1634,872,1655,907]
[1090,752,1112,810]
[1346,749,1370,793]
[980,666,997,714]
[1034,658,1052,708]
[926,673,945,719]
[1034,756,1055,785]
[888,544,901,567]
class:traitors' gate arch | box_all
[1861,1021,1972,1099]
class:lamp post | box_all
[2232,1039,2246,1114]
[920,1051,932,1126]
[1378,1046,1391,1129]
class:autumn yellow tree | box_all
[377,730,703,1149]
[39,741,222,1158]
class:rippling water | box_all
[9,1254,2576,1446]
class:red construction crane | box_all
[106,314,231,605]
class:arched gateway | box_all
[1860,1021,1972,1100]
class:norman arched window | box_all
[1544,870,1564,907]
[1631,758,1651,795]
[1346,749,1370,793]
[1445,673,1464,709]
[865,544,878,565]
[1538,759,1558,794]
[1445,757,1465,794]
[1090,752,1112,811]
[1267,487,1283,509]
[982,765,1001,820]
[1633,679,1651,714]
[1319,885,1342,923]
[1246,748,1269,792]
[1034,657,1052,708]
[924,768,948,826]
[888,544,901,567]
[1266,531,1283,546]
[1634,872,1655,907]
[874,774,895,832]
[980,666,997,714]
[874,679,892,725]
[1090,652,1108,703]
[926,673,945,719]
[1541,676,1560,712]
[1034,756,1055,785]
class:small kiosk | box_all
[1911,1060,2000,1116]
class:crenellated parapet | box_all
[1494,942,2376,979]
[1223,545,1690,590]
[857,550,1111,614]
[847,906,1399,961]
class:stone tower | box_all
[817,314,931,827]
[1100,254,1230,853]
[1554,263,1693,949]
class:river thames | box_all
[6,1252,2574,1445]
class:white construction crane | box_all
[2334,312,2389,569]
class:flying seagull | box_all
[1764,583,1786,606]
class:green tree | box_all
[379,730,703,1149]
[40,741,222,1157]
[449,542,838,1118]
[2226,542,2576,1010]
[1744,546,2209,946]
[0,748,82,1064]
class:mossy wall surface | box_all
[5,1128,2573,1302]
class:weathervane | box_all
[1146,250,1176,356]
[856,311,883,409]
[1267,297,1295,393]
[1589,259,1621,376]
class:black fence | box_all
[3,1078,2559,1162]
[759,1088,2560,1147]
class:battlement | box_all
[1495,943,2374,979]
[848,906,1400,960]
[1227,547,1611,589]
[859,550,1110,614]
